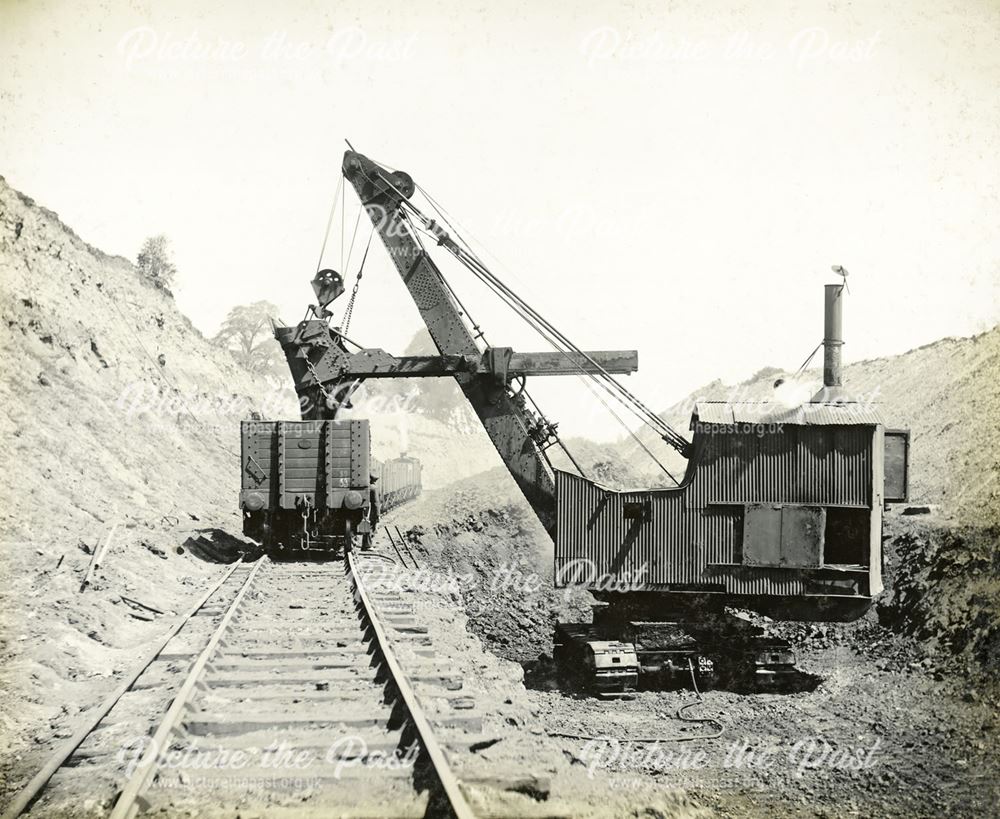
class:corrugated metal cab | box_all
[555,402,909,620]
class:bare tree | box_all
[214,301,286,380]
[136,234,177,290]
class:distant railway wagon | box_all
[372,455,422,510]
[239,418,421,552]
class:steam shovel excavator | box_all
[271,147,910,695]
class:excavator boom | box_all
[341,151,564,530]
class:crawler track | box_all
[4,554,482,818]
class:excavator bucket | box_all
[311,268,345,309]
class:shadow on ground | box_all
[181,529,263,563]
[521,655,821,697]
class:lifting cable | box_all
[315,172,344,273]
[404,209,659,480]
[316,170,371,335]
[342,227,374,335]
[454,238,677,442]
[576,372,680,484]
[343,196,365,276]
[481,269,667,480]
[467,255,677,482]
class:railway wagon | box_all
[240,418,373,551]
[240,419,423,552]
[373,455,423,512]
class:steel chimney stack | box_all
[823,283,844,391]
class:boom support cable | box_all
[356,155,689,477]
[419,220,677,483]
[400,208,587,479]
[450,239,688,452]
[416,209,688,459]
[403,209,679,481]
[402,199,665,453]
[399,187,690,456]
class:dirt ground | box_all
[385,479,1000,818]
[526,645,1000,817]
[0,518,242,805]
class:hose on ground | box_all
[546,659,725,743]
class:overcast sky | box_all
[3,0,998,439]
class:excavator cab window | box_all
[622,499,652,522]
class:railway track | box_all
[4,552,494,818]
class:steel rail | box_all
[108,557,266,819]
[347,552,476,819]
[0,558,247,819]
